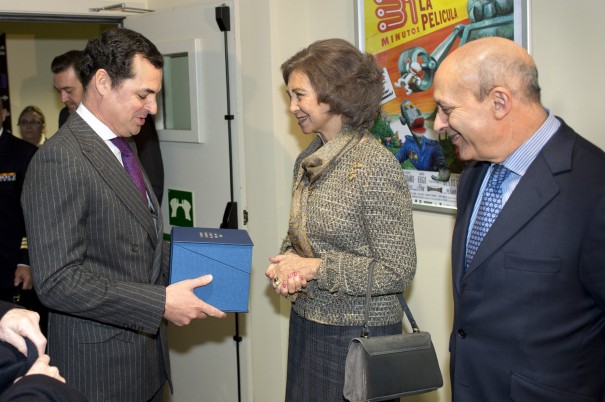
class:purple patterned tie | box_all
[110,137,147,201]
[465,164,511,271]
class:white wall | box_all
[530,0,605,141]
[3,0,604,401]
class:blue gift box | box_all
[169,226,253,313]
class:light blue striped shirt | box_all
[466,112,561,246]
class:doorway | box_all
[0,19,118,137]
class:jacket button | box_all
[131,244,139,252]
[457,329,466,338]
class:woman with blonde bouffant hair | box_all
[17,105,46,147]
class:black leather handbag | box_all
[343,263,443,402]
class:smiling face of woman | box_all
[18,109,45,146]
[286,69,342,143]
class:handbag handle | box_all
[362,261,420,338]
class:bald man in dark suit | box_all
[433,37,605,402]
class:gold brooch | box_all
[348,161,363,181]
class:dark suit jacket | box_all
[0,132,36,288]
[0,300,15,316]
[60,108,164,204]
[22,113,171,402]
[57,107,70,129]
[450,118,605,402]
[0,301,87,402]
[133,116,164,205]
[0,375,88,402]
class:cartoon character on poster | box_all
[365,0,516,208]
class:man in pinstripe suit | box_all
[21,28,226,402]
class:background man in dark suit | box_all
[23,28,226,402]
[51,49,165,204]
[433,36,605,401]
[0,98,44,327]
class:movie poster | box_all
[363,0,516,211]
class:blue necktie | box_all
[465,164,511,270]
[111,137,147,201]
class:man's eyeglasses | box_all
[18,120,43,127]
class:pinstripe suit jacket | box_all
[21,113,171,402]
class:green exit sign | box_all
[167,189,194,227]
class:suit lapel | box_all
[464,158,559,276]
[463,123,575,279]
[70,115,158,243]
[146,173,164,282]
[453,162,488,291]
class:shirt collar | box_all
[76,103,118,141]
[502,111,560,176]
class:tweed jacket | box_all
[21,113,170,402]
[281,134,416,326]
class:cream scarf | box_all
[287,128,365,258]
